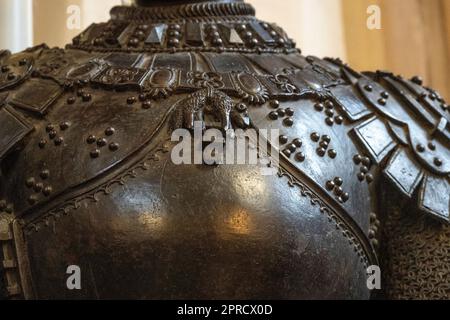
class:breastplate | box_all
[0,0,449,300]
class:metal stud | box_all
[279,135,289,145]
[283,117,294,127]
[328,149,337,159]
[311,132,320,142]
[40,170,50,180]
[326,181,335,191]
[268,111,279,120]
[434,158,443,167]
[314,103,324,111]
[90,149,101,159]
[295,152,305,162]
[334,177,343,186]
[293,138,303,148]
[317,147,326,157]
[105,127,115,136]
[109,142,119,151]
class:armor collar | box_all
[68,1,297,54]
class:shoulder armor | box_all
[333,69,450,222]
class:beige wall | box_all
[248,0,347,59]
[342,0,450,101]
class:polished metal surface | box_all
[0,0,448,300]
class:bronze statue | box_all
[0,0,448,300]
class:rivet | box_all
[54,137,64,146]
[319,141,329,149]
[90,149,101,159]
[277,109,286,117]
[109,142,119,151]
[293,138,303,148]
[360,166,369,174]
[86,135,96,144]
[295,152,305,162]
[341,193,350,203]
[270,100,280,108]
[311,132,320,142]
[325,117,334,126]
[142,101,152,109]
[362,157,371,167]
[39,139,47,149]
[284,117,294,127]
[105,127,115,136]
[364,85,373,92]
[381,91,390,99]
[282,149,292,157]
[212,38,223,46]
[97,138,107,147]
[60,122,70,130]
[334,186,344,196]
[46,124,55,132]
[325,109,335,117]
[279,135,289,145]
[322,135,331,143]
[366,174,374,184]
[357,173,366,182]
[128,38,139,46]
[82,93,92,102]
[268,111,279,120]
[317,147,326,157]
[428,142,436,151]
[378,98,387,106]
[67,97,76,105]
[26,177,35,188]
[287,144,297,153]
[434,158,443,167]
[251,38,259,46]
[353,154,362,165]
[48,130,57,140]
[326,181,335,191]
[43,186,53,197]
[40,170,50,180]
[334,177,343,186]
[127,96,137,105]
[335,116,344,125]
[325,101,334,109]
[328,149,337,159]
[34,183,44,193]
[286,108,295,116]
[314,103,324,111]
[417,144,425,153]
[138,93,148,102]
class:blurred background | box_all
[0,0,449,99]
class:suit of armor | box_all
[0,0,448,299]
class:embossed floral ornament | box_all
[267,73,300,95]
[144,68,178,99]
[187,71,225,89]
[232,71,269,104]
